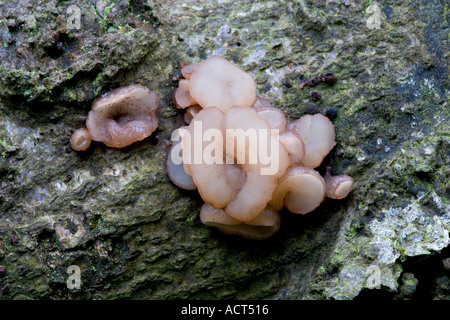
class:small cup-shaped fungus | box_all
[253,105,287,133]
[278,131,305,166]
[286,114,336,168]
[189,56,257,113]
[167,127,197,190]
[70,128,92,151]
[184,105,202,124]
[324,166,354,199]
[252,96,273,109]
[86,84,159,148]
[200,203,281,240]
[173,79,196,109]
[271,166,326,214]
[180,62,199,79]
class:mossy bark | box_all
[0,0,448,299]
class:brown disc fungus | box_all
[167,56,353,239]
[70,128,92,151]
[183,105,202,124]
[71,84,159,150]
[324,166,354,199]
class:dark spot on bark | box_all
[310,91,320,101]
[304,103,320,115]
[2,284,11,295]
[323,106,338,120]
[283,78,292,88]
[320,73,338,85]
[10,231,19,245]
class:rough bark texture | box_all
[0,0,448,299]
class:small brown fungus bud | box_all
[320,73,338,85]
[0,265,6,277]
[283,78,292,88]
[286,114,336,168]
[222,106,289,222]
[323,106,338,120]
[173,79,196,109]
[279,131,305,166]
[310,91,320,101]
[183,105,202,124]
[324,167,354,199]
[167,127,197,191]
[10,231,19,245]
[70,128,92,151]
[56,41,64,52]
[172,70,182,82]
